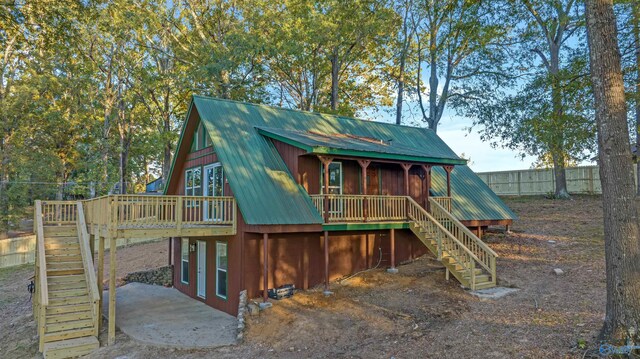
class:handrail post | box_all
[471,259,476,290]
[176,197,183,235]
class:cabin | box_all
[163,96,517,316]
[31,96,516,358]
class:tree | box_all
[413,0,509,133]
[585,0,640,344]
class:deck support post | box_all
[263,233,269,303]
[108,236,117,345]
[97,235,105,332]
[387,228,398,274]
[443,165,454,197]
[421,165,432,212]
[358,160,371,221]
[323,231,332,296]
[168,237,173,266]
[318,156,333,223]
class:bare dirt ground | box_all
[0,196,607,358]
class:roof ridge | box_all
[192,95,437,133]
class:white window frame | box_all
[181,238,189,284]
[185,167,202,207]
[320,161,343,194]
[216,242,228,299]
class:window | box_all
[216,242,227,299]
[181,238,189,284]
[190,122,212,152]
[320,162,343,194]
[185,167,202,207]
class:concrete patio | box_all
[103,283,237,349]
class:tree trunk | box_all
[396,55,405,125]
[428,37,439,132]
[549,46,570,198]
[330,49,339,112]
[162,109,172,187]
[585,0,640,344]
[633,2,640,195]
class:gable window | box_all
[185,167,202,207]
[191,122,213,152]
[181,238,189,284]
[216,242,228,299]
[320,162,343,194]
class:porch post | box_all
[358,160,371,221]
[421,165,432,211]
[108,235,117,345]
[318,156,333,223]
[323,231,332,295]
[443,165,454,197]
[97,235,105,332]
[400,163,412,195]
[387,228,398,273]
[263,233,269,303]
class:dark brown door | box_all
[366,167,380,195]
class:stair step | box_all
[49,280,87,292]
[463,274,490,283]
[43,227,77,237]
[47,268,85,276]
[44,327,94,343]
[46,254,82,262]
[45,242,80,249]
[47,261,84,270]
[46,318,94,333]
[46,303,92,315]
[45,249,81,257]
[48,275,86,284]
[49,288,88,299]
[46,236,79,242]
[46,310,93,324]
[43,336,99,359]
[49,295,90,307]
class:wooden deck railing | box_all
[83,195,236,232]
[431,196,452,212]
[428,197,497,285]
[310,195,407,223]
[41,200,77,225]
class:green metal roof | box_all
[257,127,466,165]
[431,165,518,221]
[185,95,515,225]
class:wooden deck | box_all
[34,195,238,358]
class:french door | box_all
[203,163,224,221]
[196,240,206,298]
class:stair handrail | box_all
[35,201,49,305]
[428,197,497,283]
[406,197,479,275]
[76,202,101,303]
[34,200,48,351]
[76,202,100,336]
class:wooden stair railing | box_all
[428,198,498,287]
[34,200,49,352]
[76,202,100,337]
[407,197,497,290]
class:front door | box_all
[203,163,224,221]
[196,240,206,298]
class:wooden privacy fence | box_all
[476,165,638,196]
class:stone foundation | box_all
[123,265,173,287]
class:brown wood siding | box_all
[173,234,242,316]
[299,155,320,194]
[242,229,428,299]
[272,139,305,180]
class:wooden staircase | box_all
[34,201,100,358]
[407,197,498,290]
